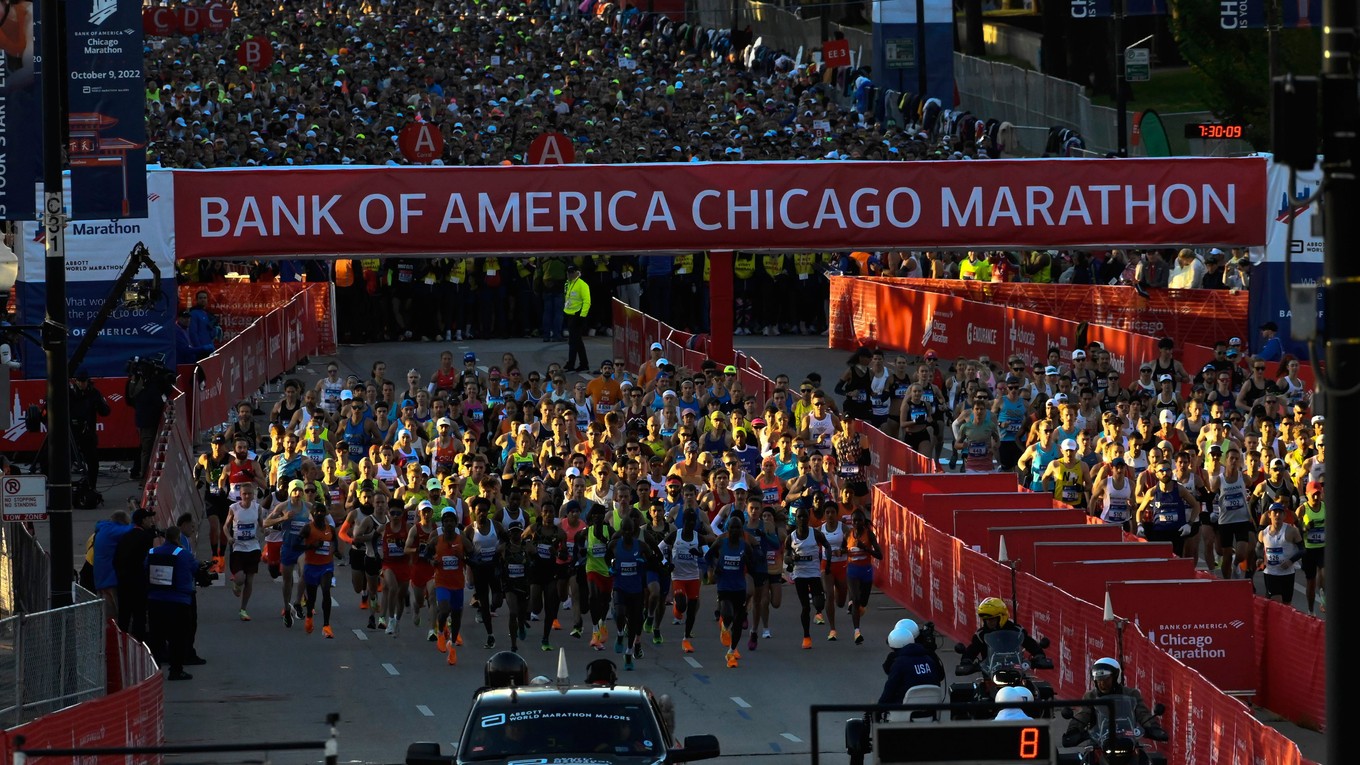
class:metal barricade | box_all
[0,584,107,727]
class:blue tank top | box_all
[714,537,749,592]
[775,455,799,481]
[304,438,327,463]
[1149,485,1188,531]
[1029,441,1060,492]
[998,397,1027,443]
[344,419,370,462]
[613,538,644,594]
[701,430,727,457]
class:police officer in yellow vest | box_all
[564,264,593,372]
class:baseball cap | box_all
[650,342,663,351]
[1060,438,1078,452]
[1269,457,1286,470]
[924,350,938,360]
[288,479,306,492]
[340,389,354,400]
[1159,410,1175,424]
[657,358,670,367]
[437,417,454,427]
[751,417,766,427]
[426,478,442,491]
[1307,481,1323,495]
[1311,415,1325,425]
[1045,366,1059,376]
[418,500,434,511]
[730,479,749,492]
[723,365,738,375]
[1052,392,1069,403]
[565,467,582,477]
[1156,439,1174,451]
[132,508,154,525]
[1072,350,1086,359]
[1139,363,1153,372]
[1229,336,1242,346]
[662,390,677,399]
[211,434,225,443]
[1226,349,1239,359]
[566,263,580,273]
[1110,456,1126,467]
[710,412,723,423]
[1158,374,1173,382]
[464,352,477,363]
[665,475,682,484]
[440,506,458,518]
[1267,502,1285,513]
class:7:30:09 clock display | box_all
[1184,123,1245,139]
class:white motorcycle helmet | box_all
[887,619,920,648]
[1091,657,1122,686]
[996,685,1035,704]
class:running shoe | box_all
[553,619,562,630]
[719,622,731,647]
[761,629,772,639]
[484,635,496,649]
[386,620,397,637]
[305,616,315,634]
[360,593,369,610]
[562,596,573,610]
[652,630,663,645]
[615,634,625,654]
[518,624,528,642]
[814,612,826,625]
[571,626,583,638]
[802,637,813,649]
[293,602,306,621]
[854,629,864,645]
[541,641,553,652]
[597,624,608,642]
[633,643,644,660]
[231,579,243,597]
[367,614,377,630]
[447,645,457,665]
[530,612,541,621]
[438,629,448,653]
[726,650,739,669]
[747,635,757,651]
[643,617,653,634]
[682,638,695,653]
[323,626,334,639]
[378,617,388,631]
[827,630,839,641]
[625,655,635,671]
[283,607,294,628]
[428,629,437,643]
[456,633,463,646]
[239,610,251,622]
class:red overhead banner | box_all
[171,158,1268,259]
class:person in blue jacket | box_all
[146,524,199,681]
[93,509,134,619]
[879,619,945,705]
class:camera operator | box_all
[126,357,174,482]
[145,523,198,681]
[879,619,945,704]
[69,368,110,488]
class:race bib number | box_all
[1004,420,1022,434]
[1155,513,1177,524]
[1105,503,1129,524]
[1223,494,1246,511]
[1061,485,1081,503]
[619,561,638,575]
[968,441,987,457]
[839,465,861,477]
[235,523,257,541]
[766,550,777,566]
[387,541,404,557]
[1265,547,1283,566]
[1306,528,1325,545]
[507,563,526,578]
[316,541,331,557]
[441,555,460,570]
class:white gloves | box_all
[1179,524,1192,537]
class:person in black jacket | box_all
[959,597,1051,668]
[113,507,157,642]
[69,369,110,488]
[879,619,945,704]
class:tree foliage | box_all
[1168,0,1321,148]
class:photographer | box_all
[69,369,110,488]
[126,357,174,481]
[879,619,945,704]
[145,523,198,681]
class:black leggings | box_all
[304,577,333,626]
[471,563,503,635]
[615,590,645,647]
[794,577,827,638]
[718,590,748,650]
[532,570,561,643]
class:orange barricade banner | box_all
[881,277,1249,349]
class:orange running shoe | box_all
[360,594,369,611]
[802,637,813,649]
[597,624,608,642]
[726,651,739,669]
[447,645,457,665]
[437,629,448,653]
[323,626,334,639]
[682,638,695,653]
[719,622,731,647]
[305,616,314,634]
[552,619,562,630]
[456,633,463,646]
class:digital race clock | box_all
[1184,123,1246,140]
[874,720,1055,764]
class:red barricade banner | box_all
[951,510,1087,549]
[265,309,285,380]
[1254,597,1326,730]
[1,378,140,451]
[1032,541,1176,580]
[179,282,337,355]
[172,159,1268,259]
[916,490,1053,529]
[1005,307,1084,369]
[193,351,230,435]
[986,525,1125,570]
[884,278,1249,350]
[1107,579,1257,694]
[0,672,164,764]
[1049,558,1199,605]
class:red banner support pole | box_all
[708,250,734,364]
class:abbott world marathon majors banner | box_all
[14,171,177,378]
[1249,156,1323,360]
[169,157,1268,258]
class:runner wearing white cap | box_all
[1042,438,1091,508]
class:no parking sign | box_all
[2,476,48,522]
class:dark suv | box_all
[406,684,720,765]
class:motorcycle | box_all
[1059,695,1168,765]
[948,631,1054,720]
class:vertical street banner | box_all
[1250,155,1323,359]
[1219,0,1268,28]
[65,0,146,219]
[0,0,42,219]
[1070,0,1167,18]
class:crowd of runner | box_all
[193,323,1323,681]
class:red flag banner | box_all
[172,159,1268,259]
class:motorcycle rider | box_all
[959,597,1052,669]
[878,619,945,704]
[995,685,1035,721]
[1063,658,1168,747]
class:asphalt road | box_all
[45,335,1323,763]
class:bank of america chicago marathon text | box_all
[196,182,1245,238]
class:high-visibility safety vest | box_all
[674,254,694,276]
[734,253,757,280]
[762,254,785,277]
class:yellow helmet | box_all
[977,597,1010,626]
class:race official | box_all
[146,524,198,681]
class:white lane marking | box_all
[331,597,341,607]
[781,733,803,743]
[730,696,751,709]
[417,705,434,717]
[353,629,368,641]
[684,657,702,669]
[383,663,400,676]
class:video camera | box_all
[916,621,939,653]
[194,560,218,588]
[127,354,176,386]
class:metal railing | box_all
[0,584,107,727]
[1,522,50,618]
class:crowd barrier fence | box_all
[177,282,337,357]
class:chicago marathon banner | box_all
[1071,0,1167,18]
[1,0,43,219]
[15,171,176,378]
[65,0,147,218]
[171,157,1268,259]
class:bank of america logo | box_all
[141,322,164,333]
[1229,620,1245,629]
[89,0,117,25]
